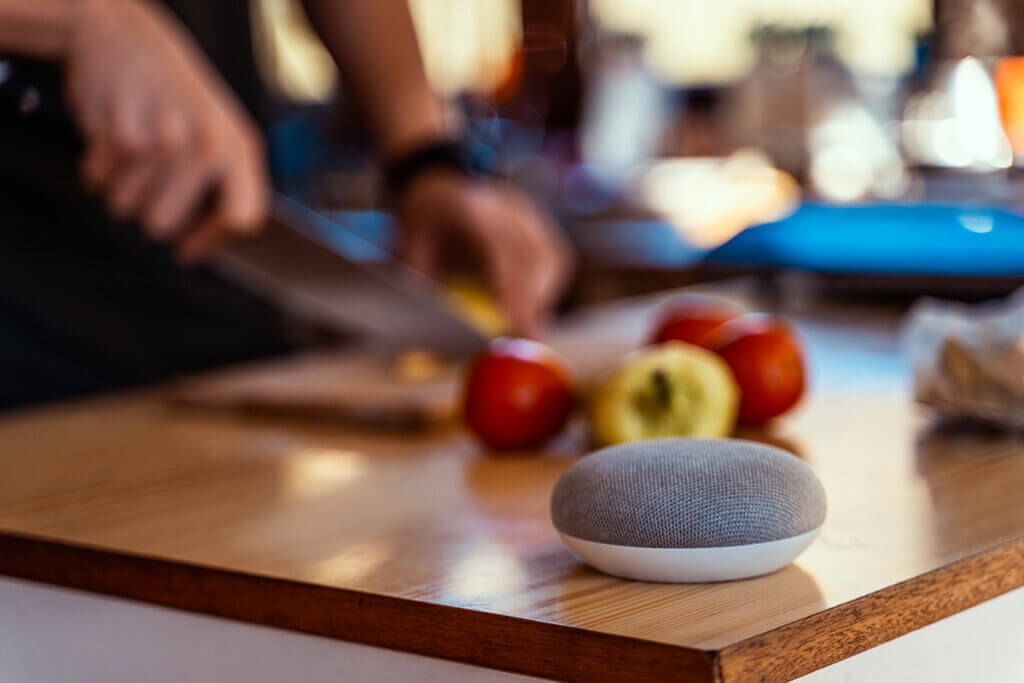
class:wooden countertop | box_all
[3,287,1024,682]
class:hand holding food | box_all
[398,174,572,337]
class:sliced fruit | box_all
[589,342,739,445]
[393,348,447,383]
[442,276,511,338]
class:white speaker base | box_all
[559,528,821,583]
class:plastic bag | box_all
[903,289,1024,427]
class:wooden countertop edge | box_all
[0,530,715,683]
[7,529,1024,682]
[717,536,1024,682]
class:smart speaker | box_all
[551,438,826,583]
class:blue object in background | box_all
[315,202,1024,277]
[309,210,397,263]
[709,203,1024,276]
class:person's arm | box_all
[302,0,572,336]
[0,0,78,59]
[0,0,269,262]
[300,0,446,158]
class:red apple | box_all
[706,314,805,424]
[462,338,574,450]
[650,296,740,348]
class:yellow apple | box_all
[590,342,739,445]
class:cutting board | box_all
[172,299,653,428]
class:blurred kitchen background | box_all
[254,0,1024,303]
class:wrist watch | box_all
[380,138,496,206]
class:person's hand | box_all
[396,171,573,337]
[64,0,269,261]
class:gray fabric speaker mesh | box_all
[551,439,826,548]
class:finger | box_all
[81,96,152,192]
[176,146,268,261]
[511,227,552,335]
[156,110,189,156]
[118,112,194,234]
[143,150,218,240]
[482,221,537,336]
[109,94,150,158]
[175,192,261,263]
[81,139,119,191]
[107,157,164,221]
[491,203,573,337]
[504,258,539,337]
[175,218,231,264]
[214,140,269,237]
[67,75,107,145]
[512,244,548,336]
[519,211,573,321]
[399,222,441,278]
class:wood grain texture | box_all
[0,532,715,683]
[3,282,1024,681]
[718,537,1024,681]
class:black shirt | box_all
[0,0,297,409]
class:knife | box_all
[213,193,490,358]
[0,65,487,357]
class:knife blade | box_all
[0,67,489,357]
[213,193,489,358]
